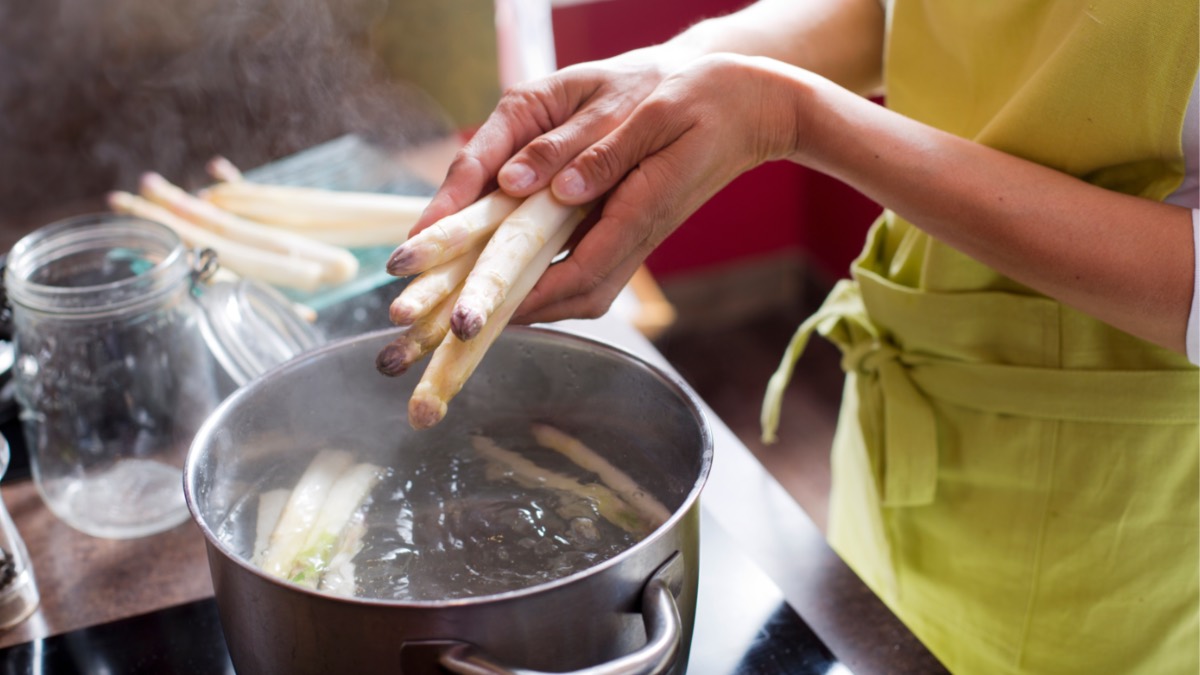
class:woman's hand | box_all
[411,45,686,232]
[510,54,812,324]
[403,0,886,326]
[413,50,814,325]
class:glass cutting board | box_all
[241,133,441,312]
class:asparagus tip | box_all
[408,393,447,430]
[106,191,131,211]
[388,298,419,326]
[375,340,419,377]
[450,304,484,341]
[206,156,243,182]
[385,245,418,276]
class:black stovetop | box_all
[0,511,844,674]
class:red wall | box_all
[550,0,881,280]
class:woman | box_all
[410,1,1200,672]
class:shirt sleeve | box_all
[1188,208,1200,365]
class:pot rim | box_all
[184,324,714,608]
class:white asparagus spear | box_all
[450,190,591,341]
[260,450,355,580]
[252,489,291,566]
[266,222,422,248]
[140,172,359,284]
[406,207,582,430]
[389,243,484,326]
[471,435,651,535]
[206,155,244,183]
[317,520,366,597]
[203,155,428,246]
[108,191,326,291]
[376,282,462,377]
[202,179,430,239]
[385,189,522,277]
[287,462,383,588]
[530,424,671,529]
[207,265,319,323]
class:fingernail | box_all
[501,162,535,191]
[555,168,585,199]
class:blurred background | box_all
[0,0,460,248]
[0,0,883,530]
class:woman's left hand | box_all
[509,53,813,325]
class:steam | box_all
[0,0,454,247]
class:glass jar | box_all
[4,214,222,539]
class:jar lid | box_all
[195,279,323,388]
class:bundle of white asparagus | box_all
[107,157,431,292]
[253,450,384,595]
[377,188,594,430]
[199,157,432,247]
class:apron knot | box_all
[842,339,900,375]
[845,339,939,507]
[762,280,939,507]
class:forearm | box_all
[794,74,1193,353]
[668,0,885,94]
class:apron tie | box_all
[842,339,939,507]
[762,280,940,507]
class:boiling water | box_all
[217,433,647,601]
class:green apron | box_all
[762,2,1200,673]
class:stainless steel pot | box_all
[184,325,713,675]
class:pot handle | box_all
[434,553,684,675]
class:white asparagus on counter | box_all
[201,180,430,245]
[202,155,431,247]
[140,172,359,285]
[263,222,422,249]
[205,155,244,183]
[108,191,327,291]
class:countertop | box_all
[0,301,946,674]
